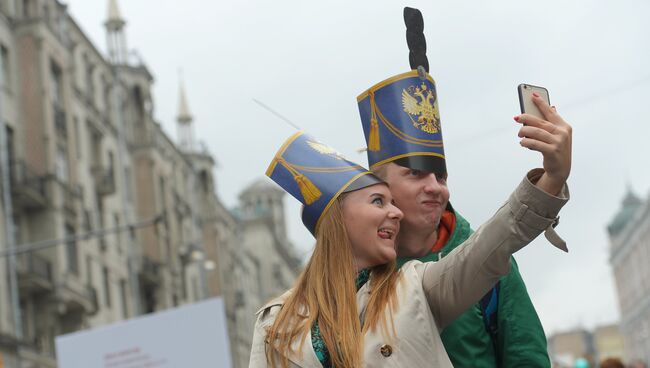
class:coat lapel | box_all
[285,324,322,367]
[272,283,373,367]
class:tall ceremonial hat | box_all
[266,131,382,236]
[357,7,446,175]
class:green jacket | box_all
[396,211,550,368]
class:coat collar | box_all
[257,290,322,368]
[258,281,374,368]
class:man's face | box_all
[380,162,450,233]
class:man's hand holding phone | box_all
[514,86,572,197]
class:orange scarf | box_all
[431,210,456,252]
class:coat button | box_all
[380,344,392,357]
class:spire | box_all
[104,0,127,64]
[176,77,196,152]
[105,0,125,30]
[177,81,193,124]
[622,186,642,207]
[607,186,644,237]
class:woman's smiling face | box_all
[341,183,404,270]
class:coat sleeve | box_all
[496,258,551,367]
[418,169,569,330]
[249,311,270,368]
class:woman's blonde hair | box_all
[264,194,401,368]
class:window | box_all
[6,125,14,167]
[50,61,62,107]
[108,151,114,173]
[158,176,166,211]
[83,209,93,232]
[103,267,111,307]
[114,213,121,253]
[22,0,32,17]
[86,255,93,285]
[133,86,144,121]
[97,194,106,252]
[103,76,111,114]
[180,262,187,300]
[88,124,101,167]
[1,45,9,90]
[124,168,133,202]
[74,117,81,159]
[119,279,128,318]
[55,146,68,182]
[84,55,94,101]
[192,276,199,302]
[65,225,78,274]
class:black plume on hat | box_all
[404,7,429,73]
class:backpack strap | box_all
[479,281,500,364]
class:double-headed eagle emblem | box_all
[402,83,440,134]
[307,141,346,160]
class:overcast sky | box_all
[64,0,650,335]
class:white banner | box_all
[55,298,232,368]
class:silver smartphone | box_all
[518,83,550,120]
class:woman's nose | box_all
[389,204,403,220]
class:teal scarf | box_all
[311,269,370,367]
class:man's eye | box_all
[372,197,383,205]
[409,170,421,176]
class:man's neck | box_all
[396,227,439,258]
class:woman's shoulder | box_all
[396,259,433,282]
[255,289,293,322]
[399,259,427,272]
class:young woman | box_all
[251,121,570,367]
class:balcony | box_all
[139,257,161,287]
[92,166,116,196]
[17,253,54,295]
[55,180,81,218]
[10,160,48,211]
[55,273,99,315]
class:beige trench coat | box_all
[249,170,569,368]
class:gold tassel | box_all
[368,117,380,151]
[367,90,380,151]
[294,173,322,205]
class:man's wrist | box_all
[533,172,565,196]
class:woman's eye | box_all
[372,197,383,205]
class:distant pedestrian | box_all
[600,357,624,368]
[628,360,647,368]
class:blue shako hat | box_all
[266,131,382,236]
[357,7,447,175]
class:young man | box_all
[357,64,570,367]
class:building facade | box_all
[0,1,300,367]
[547,324,625,367]
[608,188,650,364]
[226,179,301,368]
